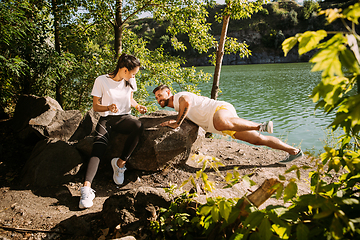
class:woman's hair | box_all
[109,53,140,89]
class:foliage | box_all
[0,0,50,112]
[301,0,320,20]
[0,0,214,114]
[148,2,360,240]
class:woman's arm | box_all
[130,92,147,114]
[92,96,118,113]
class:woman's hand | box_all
[136,105,147,114]
[160,120,179,129]
[108,104,118,113]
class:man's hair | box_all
[153,85,170,94]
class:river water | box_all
[196,62,337,153]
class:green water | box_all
[196,62,336,153]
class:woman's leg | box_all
[84,117,110,186]
[111,115,144,166]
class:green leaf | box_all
[243,175,256,186]
[296,169,301,180]
[219,200,231,222]
[225,172,232,182]
[227,207,241,225]
[343,2,360,24]
[285,165,298,174]
[298,30,327,55]
[272,224,289,239]
[296,222,309,240]
[211,205,220,222]
[259,218,272,240]
[242,211,265,229]
[199,205,213,216]
[330,215,343,238]
[313,210,333,219]
[282,35,299,57]
[276,183,284,200]
[283,182,297,202]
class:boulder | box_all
[127,111,200,171]
[94,110,199,171]
[29,109,83,141]
[69,108,100,142]
[20,139,83,187]
[101,186,172,231]
[75,110,201,171]
[11,95,83,142]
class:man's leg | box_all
[233,130,298,155]
[213,109,262,132]
[213,107,300,155]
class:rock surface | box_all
[102,186,172,231]
[20,139,83,187]
[10,95,201,187]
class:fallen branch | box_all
[0,225,70,235]
[238,178,281,217]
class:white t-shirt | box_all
[91,74,137,117]
[173,92,237,134]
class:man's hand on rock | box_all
[160,120,179,129]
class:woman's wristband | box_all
[135,104,140,110]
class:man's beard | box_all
[160,99,169,108]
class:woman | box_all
[79,53,147,209]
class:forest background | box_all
[0,0,356,117]
[1,0,360,239]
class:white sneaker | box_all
[259,121,273,134]
[111,158,126,185]
[79,186,95,209]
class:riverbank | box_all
[0,132,317,239]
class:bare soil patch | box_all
[0,124,316,240]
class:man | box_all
[153,85,303,163]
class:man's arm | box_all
[160,94,191,129]
[175,95,191,126]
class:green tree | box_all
[210,0,264,100]
[0,0,53,112]
[149,2,360,239]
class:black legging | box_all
[84,114,144,183]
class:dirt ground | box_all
[0,125,319,240]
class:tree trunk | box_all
[238,178,281,217]
[210,14,230,100]
[52,0,63,107]
[114,0,123,59]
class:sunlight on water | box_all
[196,63,336,153]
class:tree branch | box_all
[0,225,71,235]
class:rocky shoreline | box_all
[0,95,317,239]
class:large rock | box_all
[14,96,202,186]
[101,186,172,231]
[127,111,200,171]
[69,108,100,142]
[74,110,201,171]
[12,95,62,141]
[11,95,83,142]
[29,109,83,141]
[20,139,83,187]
